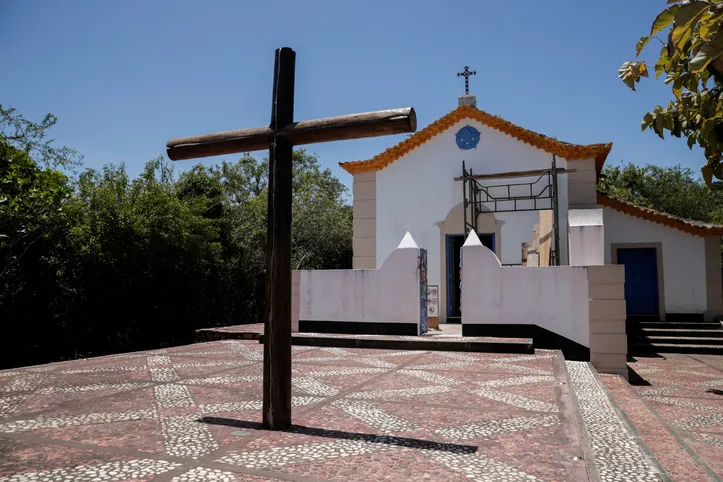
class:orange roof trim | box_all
[597,192,723,237]
[339,104,613,174]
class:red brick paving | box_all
[600,353,723,481]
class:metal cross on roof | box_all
[457,66,476,95]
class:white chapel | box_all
[340,93,723,324]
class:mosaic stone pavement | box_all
[0,340,664,481]
[601,353,723,481]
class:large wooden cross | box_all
[166,47,416,430]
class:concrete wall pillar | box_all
[588,265,627,379]
[569,209,604,266]
[352,172,377,269]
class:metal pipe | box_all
[551,154,561,266]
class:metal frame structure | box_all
[462,155,561,265]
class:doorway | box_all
[446,233,495,321]
[617,247,660,317]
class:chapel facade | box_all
[340,94,723,324]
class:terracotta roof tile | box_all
[597,192,723,237]
[339,104,612,174]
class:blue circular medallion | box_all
[455,125,480,150]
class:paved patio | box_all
[0,340,666,481]
[602,353,723,481]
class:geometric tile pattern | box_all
[0,459,181,481]
[423,449,544,482]
[155,384,194,408]
[396,368,462,385]
[39,382,153,394]
[0,340,661,481]
[331,399,421,432]
[473,387,559,412]
[161,414,219,458]
[0,409,157,433]
[347,385,452,399]
[0,396,29,417]
[478,375,555,387]
[434,414,559,440]
[215,438,398,468]
[566,361,662,482]
[170,467,242,481]
[617,352,723,480]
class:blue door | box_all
[617,248,659,316]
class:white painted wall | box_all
[299,241,422,333]
[569,209,604,266]
[602,207,707,313]
[461,234,590,347]
[375,118,576,305]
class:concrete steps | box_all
[260,332,534,354]
[634,343,723,355]
[630,320,723,355]
[195,323,534,353]
[633,321,719,330]
[639,329,723,338]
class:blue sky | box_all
[0,1,697,188]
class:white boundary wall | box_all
[461,232,590,347]
[298,233,423,334]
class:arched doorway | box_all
[437,203,502,323]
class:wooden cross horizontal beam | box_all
[167,108,416,161]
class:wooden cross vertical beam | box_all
[263,47,295,430]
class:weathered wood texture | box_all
[167,108,416,161]
[263,47,295,431]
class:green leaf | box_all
[701,118,719,146]
[636,36,651,56]
[671,2,710,49]
[641,112,655,131]
[656,46,669,78]
[699,11,723,40]
[714,163,723,179]
[690,33,723,72]
[618,61,649,90]
[651,4,681,36]
[673,77,684,98]
[655,114,666,138]
[687,73,699,93]
[701,68,712,87]
[702,164,714,186]
[688,135,698,149]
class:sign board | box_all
[427,285,439,317]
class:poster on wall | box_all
[427,285,438,317]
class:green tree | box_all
[0,110,76,366]
[1,105,82,170]
[619,1,723,185]
[0,106,353,368]
[599,161,723,223]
